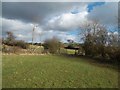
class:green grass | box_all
[67,49,75,54]
[60,48,75,54]
[2,55,118,88]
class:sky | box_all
[1,1,118,43]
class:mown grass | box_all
[2,55,118,88]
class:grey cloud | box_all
[2,2,87,24]
[2,2,89,36]
[87,2,118,25]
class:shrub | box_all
[106,46,120,61]
[2,45,20,54]
[43,37,60,54]
[15,40,28,49]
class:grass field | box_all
[2,55,118,88]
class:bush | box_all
[15,40,28,49]
[43,37,60,54]
[106,46,120,61]
[78,46,85,55]
[2,45,20,54]
[3,32,28,49]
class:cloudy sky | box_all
[1,1,118,43]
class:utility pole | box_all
[32,25,37,45]
[39,33,41,46]
[32,26,35,45]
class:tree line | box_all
[1,20,120,62]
